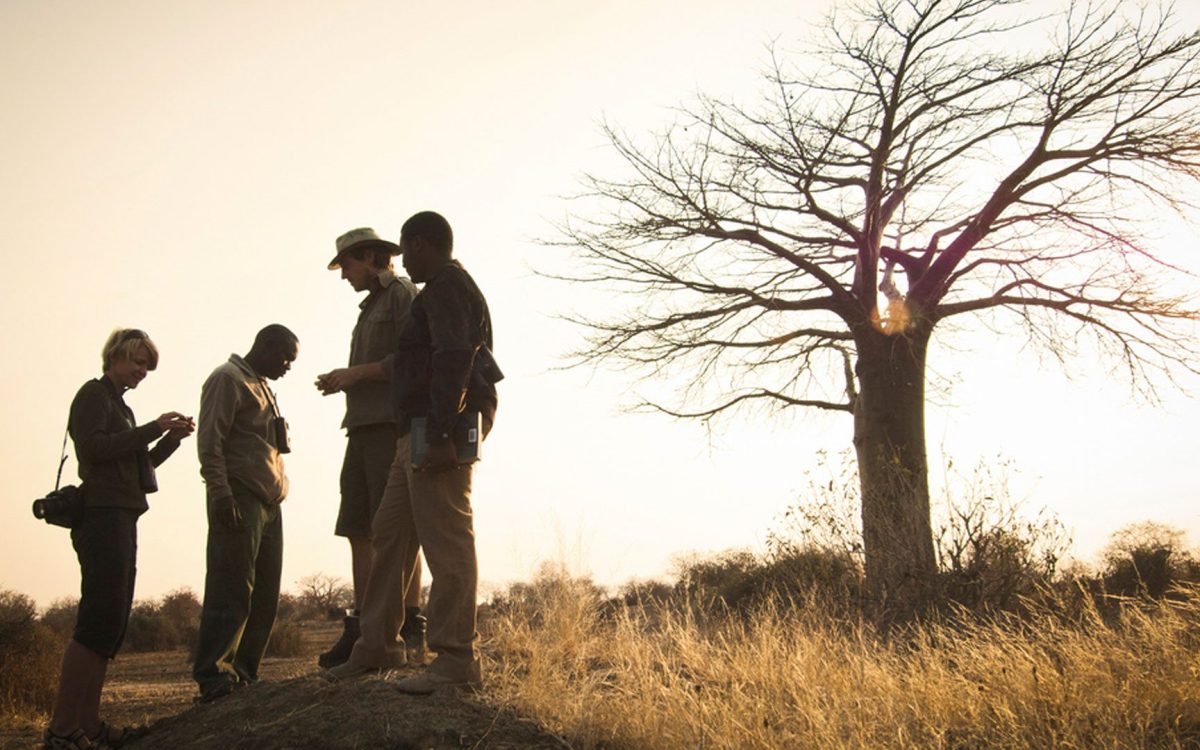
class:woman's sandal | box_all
[42,728,107,750]
[92,722,148,748]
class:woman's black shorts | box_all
[70,506,140,659]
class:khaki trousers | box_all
[349,434,480,680]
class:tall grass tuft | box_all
[0,591,59,723]
[483,571,1200,749]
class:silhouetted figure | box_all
[45,329,193,749]
[326,211,500,693]
[314,228,426,668]
[193,325,298,703]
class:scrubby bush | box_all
[120,589,203,653]
[265,617,305,657]
[671,545,863,619]
[615,579,674,607]
[124,601,182,652]
[488,563,607,626]
[39,597,78,640]
[0,591,37,641]
[158,588,201,649]
[275,592,301,622]
[1101,522,1200,598]
[0,590,60,721]
[933,462,1071,613]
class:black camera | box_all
[33,485,84,528]
[273,417,292,454]
[473,345,505,386]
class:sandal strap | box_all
[93,721,147,748]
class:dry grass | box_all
[483,577,1200,750]
[0,623,59,728]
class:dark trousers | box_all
[71,507,140,658]
[193,489,283,692]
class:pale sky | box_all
[2,1,1198,607]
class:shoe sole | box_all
[321,666,382,683]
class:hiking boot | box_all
[317,614,360,668]
[399,607,426,663]
[196,679,236,704]
[322,660,383,682]
[392,670,482,695]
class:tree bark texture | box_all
[853,322,936,615]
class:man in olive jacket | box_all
[193,325,298,702]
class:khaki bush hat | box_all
[328,228,400,269]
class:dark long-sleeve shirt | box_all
[393,261,497,444]
[68,377,179,512]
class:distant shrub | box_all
[40,598,78,640]
[0,590,59,721]
[615,579,674,607]
[265,617,304,658]
[1101,522,1200,598]
[158,588,201,650]
[107,589,203,653]
[124,601,181,653]
[489,563,607,626]
[933,462,1070,613]
[275,592,301,622]
[672,549,761,610]
[673,546,863,617]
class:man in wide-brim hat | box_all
[314,227,425,667]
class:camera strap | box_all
[261,380,283,420]
[55,425,69,492]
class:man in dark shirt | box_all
[327,211,498,693]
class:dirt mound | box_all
[2,624,570,749]
[135,671,568,750]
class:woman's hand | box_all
[167,416,196,441]
[156,412,194,438]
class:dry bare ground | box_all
[0,621,569,750]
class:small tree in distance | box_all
[296,573,353,619]
[554,0,1200,616]
[1102,521,1199,597]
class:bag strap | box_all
[55,425,69,491]
[260,379,283,420]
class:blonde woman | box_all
[43,329,193,750]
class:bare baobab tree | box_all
[554,0,1200,614]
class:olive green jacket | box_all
[197,354,288,505]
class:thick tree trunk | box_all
[852,322,937,618]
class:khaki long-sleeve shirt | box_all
[198,354,288,505]
[344,269,417,431]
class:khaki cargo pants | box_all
[347,433,480,681]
